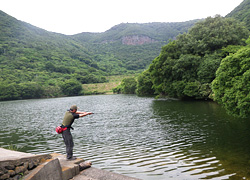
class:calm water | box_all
[0,94,250,180]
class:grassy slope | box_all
[82,74,136,94]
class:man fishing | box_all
[62,105,93,160]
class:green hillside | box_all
[0,10,197,100]
[226,0,250,30]
[73,21,199,73]
[0,10,105,83]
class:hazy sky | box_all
[0,0,244,35]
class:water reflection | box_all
[0,95,249,179]
[151,99,250,179]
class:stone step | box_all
[50,153,85,180]
[51,153,141,180]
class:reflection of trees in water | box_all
[151,99,250,179]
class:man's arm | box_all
[75,111,87,114]
[78,112,93,117]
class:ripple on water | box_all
[0,95,249,179]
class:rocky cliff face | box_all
[121,35,156,45]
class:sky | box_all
[0,0,244,35]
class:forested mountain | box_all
[72,21,199,73]
[226,0,250,30]
[0,10,197,100]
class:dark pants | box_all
[62,128,74,159]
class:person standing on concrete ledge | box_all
[62,105,93,161]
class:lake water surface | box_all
[0,94,250,180]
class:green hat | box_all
[70,105,78,110]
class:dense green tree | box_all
[184,15,249,54]
[112,85,122,94]
[146,16,249,99]
[172,54,201,81]
[43,84,62,98]
[212,44,250,118]
[18,82,44,99]
[197,53,222,83]
[113,77,137,94]
[121,78,137,94]
[183,81,201,98]
[60,79,83,96]
[0,83,19,100]
[136,70,154,95]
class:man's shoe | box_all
[67,156,77,161]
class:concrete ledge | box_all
[0,148,52,180]
[50,153,84,180]
[0,148,141,180]
[0,148,35,161]
[24,154,141,180]
[73,167,141,180]
[24,158,63,180]
[23,153,85,180]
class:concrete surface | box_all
[73,167,141,180]
[24,158,63,180]
[51,153,85,180]
[0,148,35,161]
[0,148,141,180]
[49,153,142,180]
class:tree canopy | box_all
[112,77,137,94]
[212,43,250,118]
[140,16,249,100]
